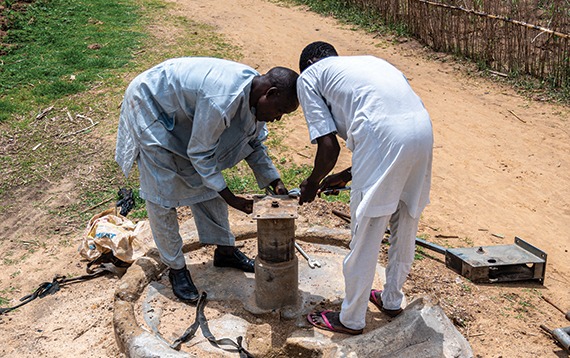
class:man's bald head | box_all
[251,66,299,122]
[265,66,299,108]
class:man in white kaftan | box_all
[297,42,433,334]
[115,57,299,302]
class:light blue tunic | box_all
[115,57,280,207]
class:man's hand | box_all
[298,133,341,204]
[269,178,288,195]
[299,179,320,205]
[228,196,254,214]
[218,187,254,214]
[318,167,351,196]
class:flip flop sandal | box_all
[369,289,403,318]
[307,310,363,335]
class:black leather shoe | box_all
[213,248,255,273]
[168,267,199,302]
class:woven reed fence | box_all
[348,0,570,88]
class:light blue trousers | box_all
[146,197,235,270]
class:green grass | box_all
[124,188,148,219]
[0,0,240,219]
[277,163,313,189]
[0,0,144,121]
[222,161,351,204]
[283,0,402,36]
[321,190,350,204]
[0,0,357,252]
[223,163,259,194]
[414,246,425,260]
[0,295,10,306]
[223,162,315,195]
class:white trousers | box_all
[146,197,235,270]
[339,200,419,330]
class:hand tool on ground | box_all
[294,242,321,269]
[542,296,570,321]
[540,324,570,352]
[332,209,351,223]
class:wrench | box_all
[294,242,321,269]
[265,187,301,198]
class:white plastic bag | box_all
[78,208,155,264]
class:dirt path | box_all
[0,0,569,357]
[170,0,570,287]
[169,0,570,355]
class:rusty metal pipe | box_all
[253,196,299,310]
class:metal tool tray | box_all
[444,237,547,283]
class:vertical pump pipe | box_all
[253,196,298,310]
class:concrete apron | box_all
[113,221,473,358]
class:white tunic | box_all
[297,56,433,219]
[115,57,279,207]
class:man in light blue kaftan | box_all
[115,57,299,302]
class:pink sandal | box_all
[307,310,363,335]
[369,289,403,317]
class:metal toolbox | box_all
[416,237,547,284]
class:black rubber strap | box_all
[169,293,204,350]
[0,264,116,315]
[0,281,58,314]
[171,291,254,358]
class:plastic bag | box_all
[78,208,155,264]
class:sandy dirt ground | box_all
[0,0,569,357]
